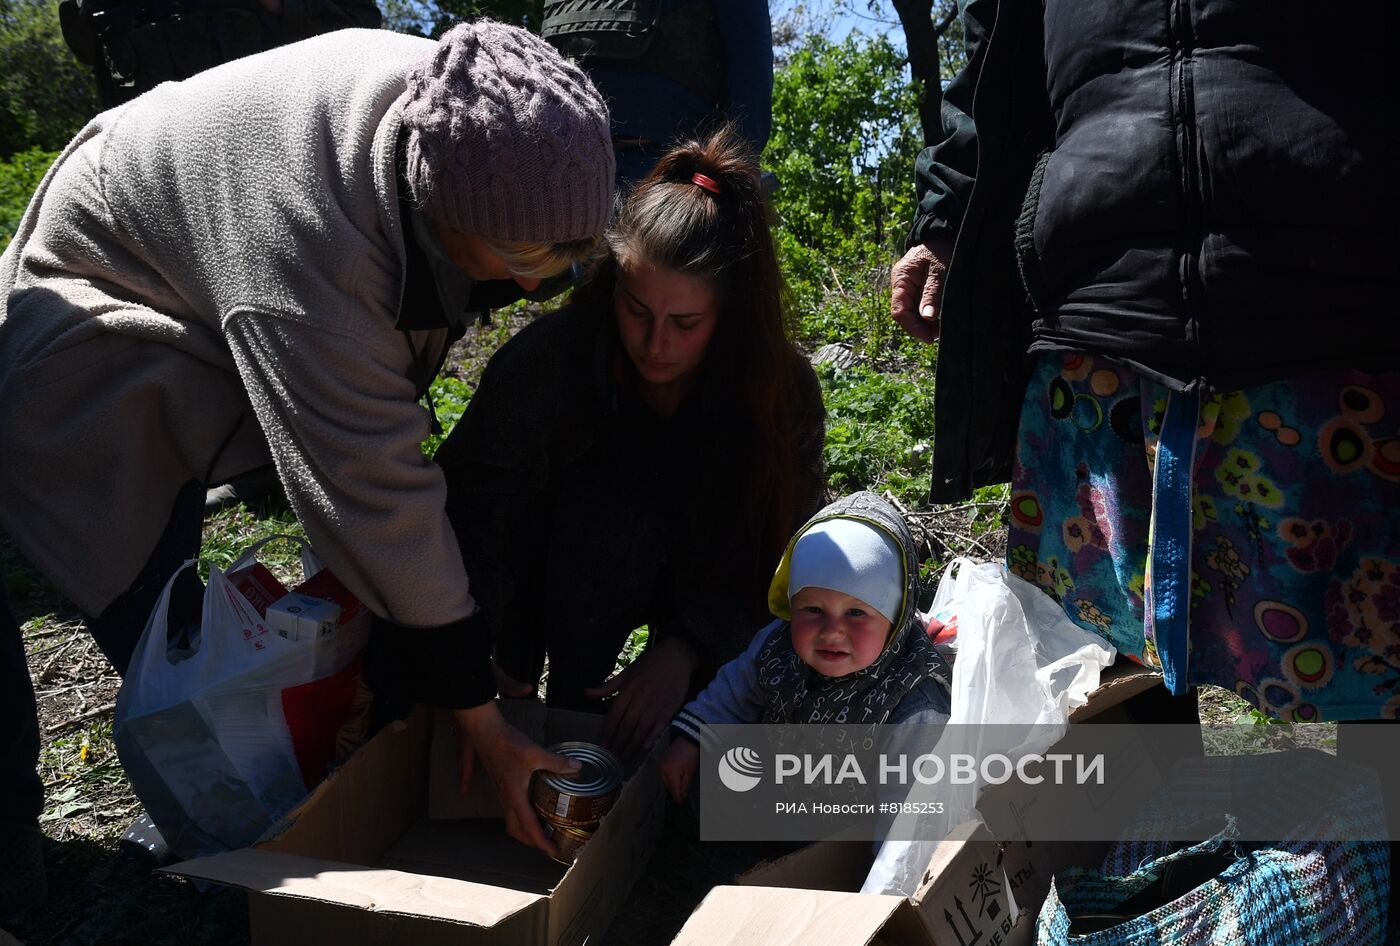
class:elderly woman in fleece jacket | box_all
[0,21,613,897]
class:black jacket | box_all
[435,300,828,678]
[912,0,1399,503]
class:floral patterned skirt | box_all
[1007,352,1400,721]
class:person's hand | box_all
[890,238,954,344]
[583,636,700,758]
[453,702,580,857]
[492,660,535,699]
[659,738,700,804]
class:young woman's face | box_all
[613,260,720,414]
[788,586,892,678]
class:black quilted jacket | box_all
[911,0,1399,502]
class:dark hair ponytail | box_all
[603,125,807,583]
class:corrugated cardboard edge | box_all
[164,706,544,929]
[1068,661,1160,722]
[670,885,931,946]
[168,849,542,927]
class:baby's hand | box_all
[659,738,700,804]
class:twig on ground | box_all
[45,701,115,734]
[34,635,80,684]
[923,524,999,561]
[35,679,109,701]
[883,490,946,566]
[22,623,84,641]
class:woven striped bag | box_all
[1036,751,1389,945]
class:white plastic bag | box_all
[936,557,1116,728]
[862,558,1116,896]
[114,536,369,859]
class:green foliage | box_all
[422,374,473,457]
[198,505,305,583]
[817,362,933,506]
[766,32,926,360]
[0,0,98,157]
[0,144,55,250]
[617,625,648,670]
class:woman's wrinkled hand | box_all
[453,702,580,857]
[584,635,699,758]
[890,239,954,344]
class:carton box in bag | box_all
[169,700,666,946]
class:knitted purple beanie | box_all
[402,21,615,243]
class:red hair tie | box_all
[691,172,721,195]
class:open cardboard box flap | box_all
[166,700,666,945]
[169,848,541,927]
[728,821,1035,946]
[671,885,932,946]
[672,884,935,946]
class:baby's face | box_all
[790,586,893,678]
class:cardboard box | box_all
[673,822,1039,946]
[671,661,1164,946]
[169,701,665,945]
[267,593,342,641]
[229,561,289,617]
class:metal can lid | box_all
[539,741,623,797]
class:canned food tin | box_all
[545,821,595,865]
[531,741,623,827]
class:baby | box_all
[661,491,952,802]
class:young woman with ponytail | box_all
[433,127,825,844]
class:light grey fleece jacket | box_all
[0,29,474,628]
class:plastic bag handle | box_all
[115,557,207,725]
[228,533,324,581]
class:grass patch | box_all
[817,362,935,508]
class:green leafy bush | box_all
[817,362,934,506]
[765,33,926,361]
[0,145,56,251]
[0,0,97,157]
